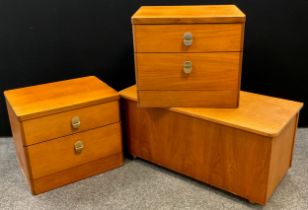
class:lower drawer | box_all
[27,122,122,179]
[136,52,241,91]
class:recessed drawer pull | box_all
[74,140,84,154]
[183,32,193,46]
[71,116,80,129]
[183,61,192,74]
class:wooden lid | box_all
[4,76,119,120]
[132,5,246,24]
[120,85,303,137]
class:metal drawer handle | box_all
[74,140,84,154]
[183,61,192,74]
[183,32,193,46]
[71,116,80,129]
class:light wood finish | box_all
[22,101,120,146]
[134,24,243,52]
[132,5,245,24]
[266,116,298,201]
[120,85,303,205]
[4,76,123,194]
[28,123,122,179]
[121,85,303,137]
[32,153,123,194]
[136,52,240,90]
[138,90,238,108]
[132,5,245,107]
[6,101,32,184]
[4,76,119,120]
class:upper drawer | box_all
[22,101,120,146]
[133,24,244,53]
[136,52,241,91]
[27,122,122,179]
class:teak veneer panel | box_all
[138,90,238,108]
[123,86,302,136]
[120,85,303,204]
[136,52,241,90]
[5,76,123,194]
[132,5,245,107]
[22,101,120,146]
[132,5,246,24]
[4,76,119,120]
[32,153,123,195]
[6,102,32,184]
[28,123,122,179]
[134,24,243,52]
[266,116,299,201]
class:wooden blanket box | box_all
[120,85,303,204]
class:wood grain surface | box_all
[4,76,123,194]
[266,115,298,201]
[6,101,32,184]
[136,52,241,90]
[120,92,301,204]
[133,24,243,52]
[132,5,245,107]
[132,5,246,24]
[138,90,238,108]
[27,122,122,179]
[120,85,303,137]
[22,101,120,145]
[31,153,123,195]
[4,76,119,120]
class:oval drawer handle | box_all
[183,61,192,74]
[71,116,80,129]
[183,32,193,46]
[74,140,84,154]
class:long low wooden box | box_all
[120,85,303,205]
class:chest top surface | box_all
[120,85,303,137]
[132,5,246,25]
[4,76,119,120]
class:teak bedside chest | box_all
[4,76,123,194]
[120,85,303,205]
[132,5,246,107]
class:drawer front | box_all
[27,122,122,179]
[22,101,120,145]
[133,24,243,52]
[136,52,241,91]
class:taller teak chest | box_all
[132,5,246,107]
[4,76,123,194]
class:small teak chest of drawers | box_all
[132,5,246,107]
[4,76,123,194]
[120,85,303,205]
